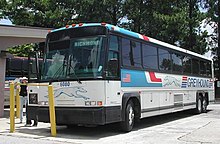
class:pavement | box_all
[0,104,220,144]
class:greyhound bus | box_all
[27,23,214,131]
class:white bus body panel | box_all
[29,81,106,107]
[121,69,214,119]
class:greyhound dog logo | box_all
[163,76,181,87]
[44,86,89,100]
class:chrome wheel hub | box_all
[128,106,134,125]
[198,99,202,112]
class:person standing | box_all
[19,77,31,125]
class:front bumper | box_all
[27,106,121,125]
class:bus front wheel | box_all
[121,100,135,132]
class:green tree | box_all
[201,0,219,78]
[0,0,123,28]
[8,44,34,57]
[122,0,208,54]
[0,0,76,28]
[179,0,208,54]
[0,0,211,57]
[70,0,123,25]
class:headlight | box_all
[29,93,38,104]
[38,101,48,105]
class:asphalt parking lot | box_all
[0,103,220,144]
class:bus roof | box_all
[50,23,212,61]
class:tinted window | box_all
[142,44,158,70]
[107,35,119,77]
[192,58,199,74]
[172,53,182,73]
[207,61,212,77]
[109,35,119,51]
[122,38,130,66]
[131,41,142,67]
[6,58,10,76]
[183,56,191,74]
[200,60,206,76]
[10,58,22,70]
[122,38,141,67]
[22,59,29,71]
[158,48,171,71]
[48,26,107,42]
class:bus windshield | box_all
[41,36,105,80]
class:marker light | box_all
[78,23,83,26]
[85,101,102,106]
[101,22,106,26]
[66,25,69,28]
[111,26,114,30]
[72,24,76,27]
[97,101,103,106]
[48,30,51,33]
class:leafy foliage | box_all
[199,0,219,78]
[8,44,34,57]
[0,0,217,57]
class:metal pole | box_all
[48,85,57,137]
[10,82,15,133]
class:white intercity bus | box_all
[27,23,214,131]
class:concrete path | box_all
[0,104,220,144]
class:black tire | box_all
[121,101,135,132]
[202,97,208,113]
[195,96,202,114]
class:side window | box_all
[206,61,212,77]
[158,48,171,71]
[122,38,130,66]
[200,60,206,76]
[122,38,141,68]
[6,58,11,76]
[172,53,183,73]
[142,44,158,70]
[107,35,119,77]
[131,41,142,67]
[192,58,199,75]
[10,58,22,76]
[183,56,191,74]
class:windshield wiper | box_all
[51,64,66,80]
[67,64,82,84]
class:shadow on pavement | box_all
[14,109,212,141]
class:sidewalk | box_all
[0,108,52,138]
[1,104,220,144]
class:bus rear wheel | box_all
[195,96,202,114]
[121,100,135,132]
[202,97,208,113]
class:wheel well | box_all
[205,92,209,105]
[121,93,141,121]
[196,91,209,105]
[129,97,141,121]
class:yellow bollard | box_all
[10,82,15,133]
[48,85,57,137]
[16,87,20,118]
